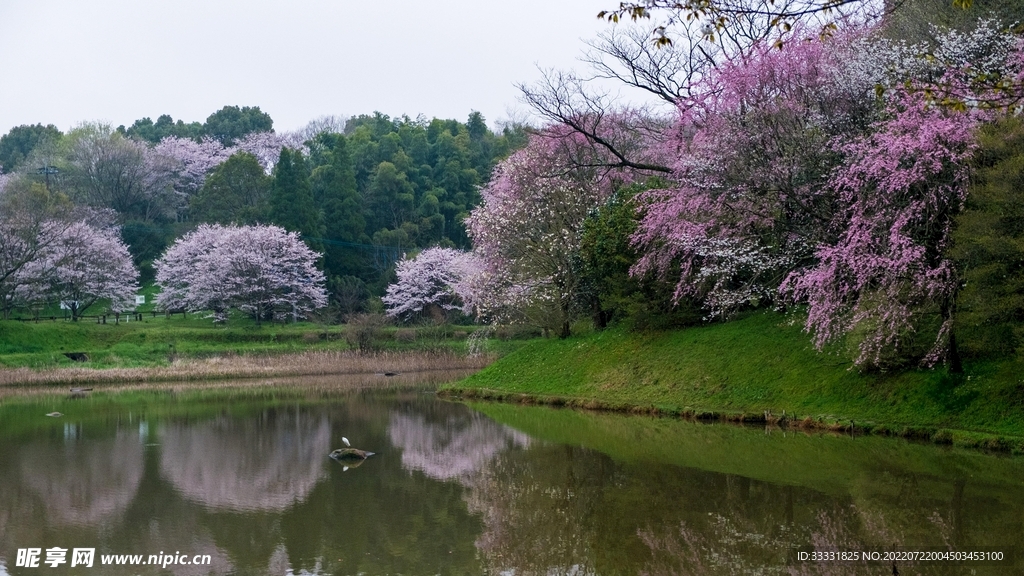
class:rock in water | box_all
[330,448,375,461]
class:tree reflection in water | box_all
[387,409,530,481]
[0,391,1022,575]
[159,408,331,512]
[450,415,1020,576]
[19,428,143,527]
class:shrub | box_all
[345,313,388,352]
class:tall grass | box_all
[0,349,495,387]
[0,369,480,401]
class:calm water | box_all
[0,374,1022,575]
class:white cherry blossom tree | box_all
[155,224,327,324]
[16,220,139,320]
[383,247,477,322]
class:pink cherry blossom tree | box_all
[234,131,308,174]
[632,30,877,318]
[0,180,72,318]
[630,21,1024,368]
[775,26,1024,368]
[155,224,327,324]
[152,136,234,199]
[782,91,979,368]
[153,223,232,315]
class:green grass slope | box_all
[0,316,509,370]
[0,316,344,368]
[446,312,1024,440]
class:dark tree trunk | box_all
[559,319,571,339]
[948,331,963,374]
[591,297,608,330]
[942,295,963,374]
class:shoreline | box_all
[439,313,1024,456]
[439,387,1024,454]
[0,349,495,388]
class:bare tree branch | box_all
[581,24,711,105]
[598,0,884,46]
[518,69,674,174]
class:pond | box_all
[0,373,1021,575]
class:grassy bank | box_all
[0,315,526,386]
[443,312,1024,451]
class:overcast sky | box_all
[0,0,637,135]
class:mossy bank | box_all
[442,312,1024,453]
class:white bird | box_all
[342,436,350,447]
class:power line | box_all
[116,221,406,253]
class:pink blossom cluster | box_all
[0,201,59,316]
[625,23,1024,367]
[155,224,327,323]
[151,131,306,197]
[633,31,870,314]
[153,137,235,196]
[783,91,978,366]
[233,131,308,173]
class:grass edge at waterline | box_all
[441,312,1024,454]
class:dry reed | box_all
[0,369,482,400]
[0,350,495,388]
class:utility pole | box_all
[36,165,58,191]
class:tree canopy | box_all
[0,124,62,174]
[154,224,327,324]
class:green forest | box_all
[0,108,527,317]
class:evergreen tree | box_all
[310,133,367,278]
[298,111,528,292]
[122,114,204,144]
[0,124,62,173]
[270,148,323,254]
[952,116,1024,358]
[191,151,271,225]
[204,105,274,146]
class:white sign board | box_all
[135,295,146,305]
